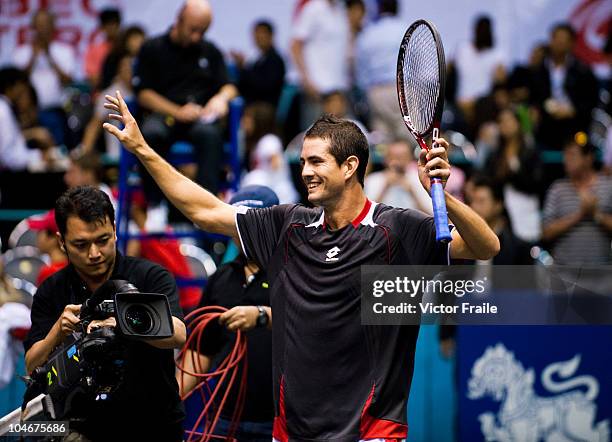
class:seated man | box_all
[133,0,238,214]
[23,186,186,441]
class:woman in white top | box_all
[454,15,507,124]
[240,102,299,204]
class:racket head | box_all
[397,19,446,141]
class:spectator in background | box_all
[453,15,506,125]
[134,0,238,221]
[468,176,532,264]
[290,0,350,128]
[479,108,543,243]
[0,257,31,391]
[0,67,54,171]
[321,90,368,133]
[231,20,286,108]
[81,53,134,159]
[100,25,146,91]
[84,8,121,89]
[542,138,612,264]
[241,102,299,204]
[13,76,57,153]
[364,140,432,213]
[63,151,116,209]
[507,42,548,105]
[530,23,599,150]
[355,0,407,143]
[26,210,67,286]
[345,0,366,84]
[346,0,366,38]
[472,81,511,140]
[12,9,75,145]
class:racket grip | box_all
[430,178,452,243]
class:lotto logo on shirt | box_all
[325,246,341,262]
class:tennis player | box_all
[104,91,499,441]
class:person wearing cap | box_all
[27,209,68,286]
[178,185,275,441]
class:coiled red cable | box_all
[176,306,248,442]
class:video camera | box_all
[23,279,174,421]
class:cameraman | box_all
[23,186,186,441]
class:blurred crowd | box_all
[0,0,611,318]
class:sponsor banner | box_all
[361,265,612,326]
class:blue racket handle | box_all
[430,178,452,243]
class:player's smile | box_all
[305,179,322,192]
[300,137,344,205]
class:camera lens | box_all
[124,304,154,335]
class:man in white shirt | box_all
[290,0,350,128]
[365,140,432,213]
[12,9,76,111]
[355,0,408,143]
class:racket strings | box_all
[401,24,440,135]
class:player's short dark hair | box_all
[0,67,28,94]
[378,0,397,15]
[254,19,274,34]
[305,114,369,186]
[100,8,121,26]
[55,186,115,237]
[551,22,576,41]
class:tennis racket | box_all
[397,19,452,243]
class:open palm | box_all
[102,91,147,153]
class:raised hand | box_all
[417,137,451,194]
[103,91,147,154]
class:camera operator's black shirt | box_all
[133,31,229,106]
[25,251,185,440]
